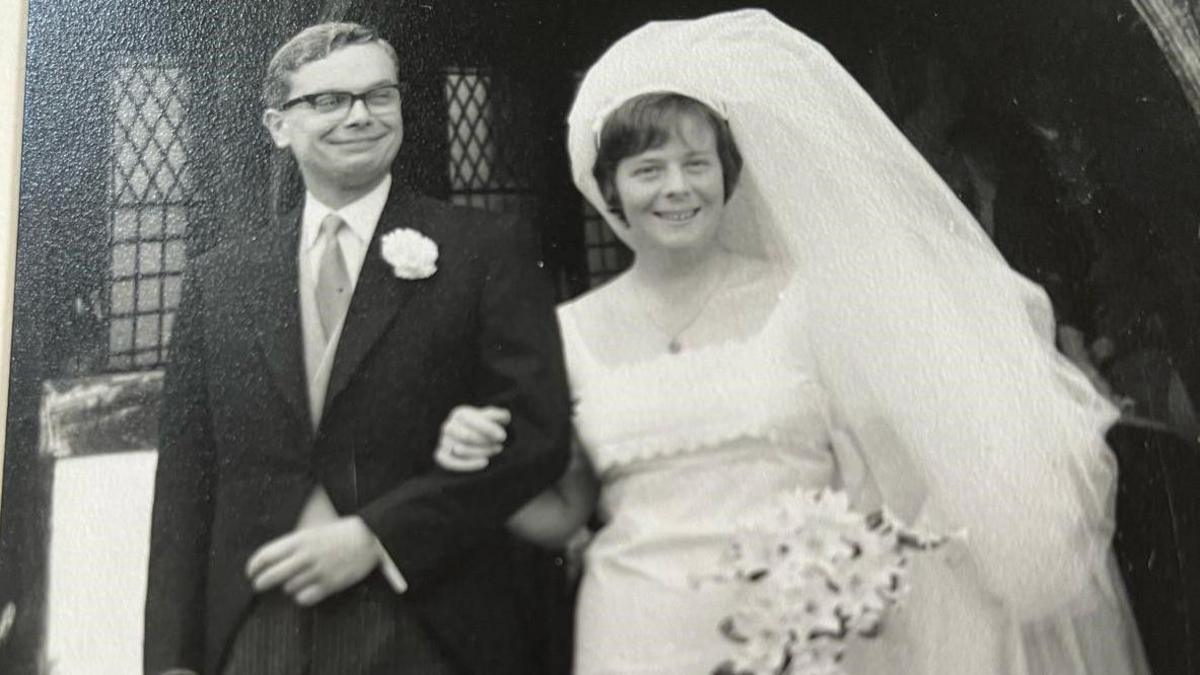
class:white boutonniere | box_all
[380,228,438,279]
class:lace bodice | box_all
[557,286,831,477]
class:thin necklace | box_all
[632,254,731,354]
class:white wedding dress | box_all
[561,288,1148,675]
[561,10,1149,675]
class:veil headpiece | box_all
[568,9,1119,619]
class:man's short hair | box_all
[262,22,400,108]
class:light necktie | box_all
[315,213,352,342]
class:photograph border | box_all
[0,0,30,510]
[2,2,1198,672]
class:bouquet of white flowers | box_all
[708,488,947,675]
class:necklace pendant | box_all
[668,338,683,354]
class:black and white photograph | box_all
[1,1,1199,673]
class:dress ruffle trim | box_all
[589,418,827,474]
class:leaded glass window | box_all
[106,61,196,370]
[445,67,538,217]
[581,203,631,287]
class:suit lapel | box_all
[323,188,424,417]
[250,208,311,428]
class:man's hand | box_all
[245,516,379,606]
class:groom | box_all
[144,22,571,675]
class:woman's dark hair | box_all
[592,92,743,219]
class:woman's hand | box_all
[436,406,599,548]
[434,405,512,472]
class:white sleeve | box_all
[374,537,408,593]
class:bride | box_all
[434,10,1148,675]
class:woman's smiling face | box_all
[613,113,726,255]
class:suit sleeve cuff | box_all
[374,537,408,593]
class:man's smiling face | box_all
[264,43,403,197]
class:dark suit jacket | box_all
[144,187,572,675]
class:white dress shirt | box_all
[298,174,408,593]
[300,174,391,290]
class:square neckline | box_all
[557,269,799,376]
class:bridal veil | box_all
[567,9,1147,671]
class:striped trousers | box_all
[221,587,460,675]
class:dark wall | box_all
[3,1,305,668]
[4,0,177,668]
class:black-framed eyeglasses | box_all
[280,83,403,116]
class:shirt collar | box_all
[301,174,392,251]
